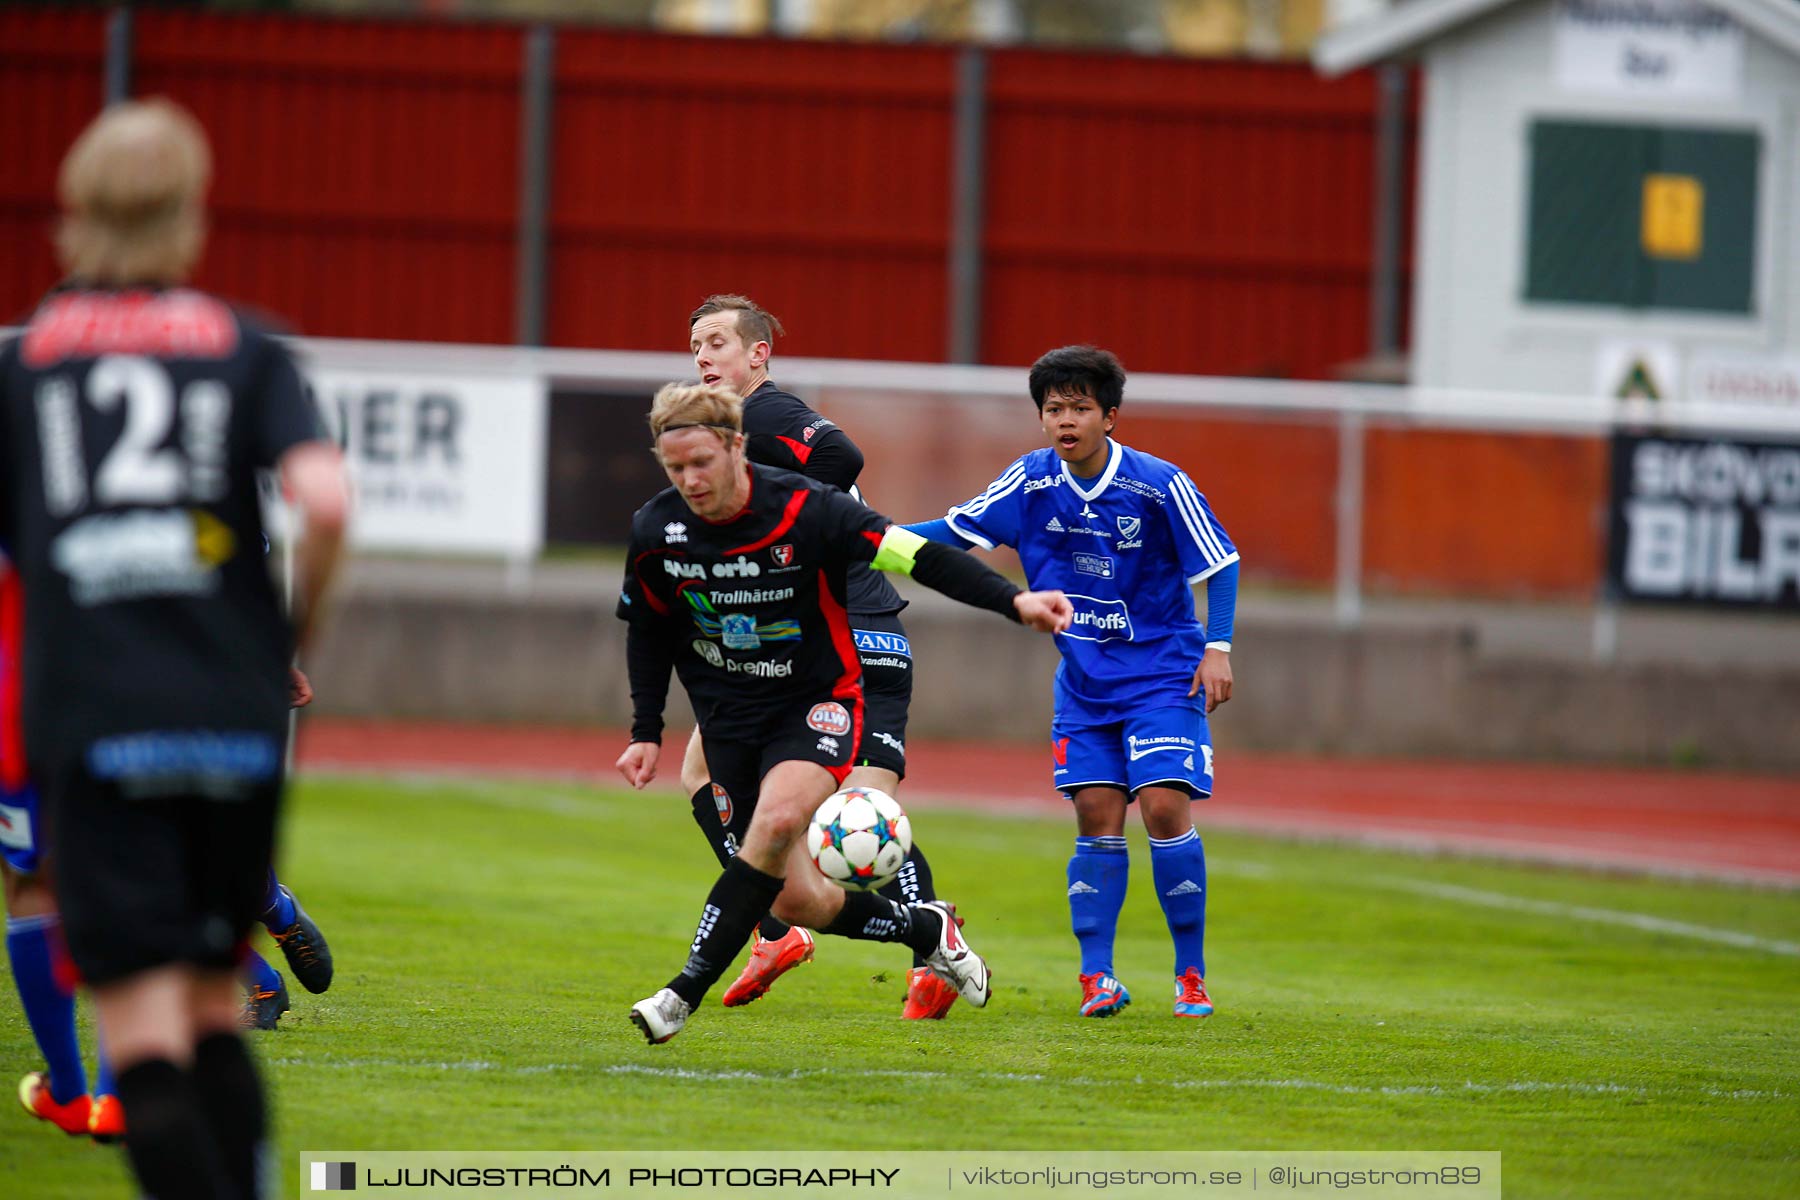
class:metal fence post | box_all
[947,45,988,365]
[1369,63,1409,357]
[515,25,556,348]
[104,7,132,106]
[1336,410,1366,628]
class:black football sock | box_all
[191,1033,267,1200]
[878,843,938,968]
[688,784,791,943]
[820,892,942,961]
[688,784,736,868]
[666,856,786,1008]
[115,1059,232,1200]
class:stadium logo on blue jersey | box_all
[853,630,911,657]
[1062,595,1134,643]
[1072,553,1114,579]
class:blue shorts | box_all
[1051,706,1214,801]
[0,782,42,875]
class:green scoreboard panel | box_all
[1525,119,1759,314]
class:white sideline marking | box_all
[264,1058,1784,1101]
[1370,875,1800,958]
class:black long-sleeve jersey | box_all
[0,286,327,769]
[618,464,1020,745]
[741,380,904,619]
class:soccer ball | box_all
[806,786,912,891]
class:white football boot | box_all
[918,900,991,1008]
[629,988,693,1044]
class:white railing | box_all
[301,336,1800,636]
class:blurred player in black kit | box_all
[683,295,961,1018]
[0,99,348,1198]
[617,382,1070,1044]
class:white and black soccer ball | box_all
[806,786,912,891]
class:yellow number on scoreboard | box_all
[1641,174,1703,260]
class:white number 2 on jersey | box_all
[38,355,233,513]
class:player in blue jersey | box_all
[2,555,124,1139]
[908,346,1238,1019]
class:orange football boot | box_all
[720,927,815,1007]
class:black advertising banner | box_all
[1608,432,1800,609]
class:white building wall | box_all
[1410,0,1798,395]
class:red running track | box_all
[296,719,1800,888]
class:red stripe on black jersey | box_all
[815,568,865,737]
[776,435,813,465]
[631,552,671,615]
[726,486,810,556]
[0,567,23,791]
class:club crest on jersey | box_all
[664,522,688,544]
[807,702,852,737]
[692,638,725,667]
[720,614,760,650]
[710,782,733,826]
[772,544,795,567]
[1117,516,1141,540]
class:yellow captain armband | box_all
[871,525,928,576]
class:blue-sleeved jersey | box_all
[946,439,1237,723]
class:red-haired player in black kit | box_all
[617,383,1070,1044]
[682,295,958,1018]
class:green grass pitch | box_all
[2,773,1795,1198]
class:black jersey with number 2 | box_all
[0,287,327,769]
[617,464,895,744]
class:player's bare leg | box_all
[93,968,233,1196]
[1137,785,1212,1018]
[189,968,269,1196]
[1070,786,1133,1017]
[679,727,709,796]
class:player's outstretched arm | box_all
[872,525,1067,632]
[1014,589,1074,633]
[902,518,977,550]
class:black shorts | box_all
[46,758,281,987]
[851,613,912,779]
[704,694,861,837]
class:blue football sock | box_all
[260,870,295,931]
[1149,827,1208,977]
[94,1025,118,1099]
[6,913,87,1104]
[244,947,281,995]
[1067,835,1129,976]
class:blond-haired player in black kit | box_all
[0,99,348,1198]
[618,383,1070,1043]
[682,295,959,1018]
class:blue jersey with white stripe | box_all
[945,440,1237,723]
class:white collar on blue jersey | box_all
[1060,437,1122,502]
